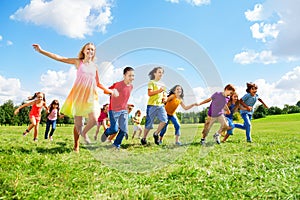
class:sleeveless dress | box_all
[61,61,100,118]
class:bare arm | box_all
[258,98,269,109]
[180,101,197,110]
[95,70,113,94]
[14,101,35,115]
[239,99,252,111]
[32,44,79,67]
[223,104,230,115]
[148,87,164,96]
[197,98,212,106]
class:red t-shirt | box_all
[108,81,133,112]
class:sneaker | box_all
[33,138,38,142]
[125,133,128,140]
[23,132,28,136]
[200,138,206,145]
[159,140,163,145]
[175,141,182,146]
[84,136,91,144]
[94,135,97,141]
[213,133,220,144]
[49,136,53,141]
[153,133,159,145]
[141,138,147,145]
[101,131,109,142]
[247,140,252,143]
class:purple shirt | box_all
[209,92,229,117]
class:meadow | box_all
[0,114,299,199]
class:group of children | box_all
[14,42,268,152]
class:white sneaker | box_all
[213,133,220,144]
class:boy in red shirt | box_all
[101,67,135,149]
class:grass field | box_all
[0,114,299,199]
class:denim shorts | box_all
[145,105,168,129]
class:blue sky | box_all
[1,0,300,113]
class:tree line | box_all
[0,100,300,126]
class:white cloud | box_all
[250,22,279,43]
[10,0,113,39]
[245,0,300,58]
[0,35,2,41]
[276,66,300,90]
[0,75,30,105]
[166,0,210,6]
[234,50,277,65]
[177,67,184,71]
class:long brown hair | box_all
[78,42,96,61]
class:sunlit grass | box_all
[0,114,299,199]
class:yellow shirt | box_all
[147,80,165,106]
[133,116,142,126]
[165,94,182,115]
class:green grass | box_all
[0,114,299,199]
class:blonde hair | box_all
[78,43,96,61]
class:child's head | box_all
[246,82,258,95]
[78,42,96,61]
[28,92,45,102]
[230,92,239,103]
[224,84,235,97]
[148,67,164,80]
[50,99,59,108]
[127,104,134,113]
[135,110,141,117]
[168,85,184,99]
[123,66,135,84]
[101,103,109,112]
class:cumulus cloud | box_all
[234,50,277,65]
[0,75,30,105]
[10,0,113,39]
[166,0,210,6]
[276,66,300,90]
[244,0,300,59]
[0,35,2,41]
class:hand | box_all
[247,106,252,111]
[14,109,19,115]
[112,89,119,97]
[32,44,42,52]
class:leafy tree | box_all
[253,104,268,119]
[268,106,282,115]
[282,104,300,114]
[296,100,300,107]
[0,100,15,125]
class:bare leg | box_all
[222,134,230,142]
[82,113,97,144]
[33,122,40,140]
[73,126,80,152]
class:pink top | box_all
[108,81,133,112]
[47,108,58,120]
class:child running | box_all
[44,99,63,141]
[33,43,114,152]
[141,67,168,145]
[238,82,268,143]
[94,104,109,141]
[131,110,143,139]
[221,92,241,142]
[14,92,48,141]
[159,85,198,145]
[100,67,135,149]
[198,84,235,145]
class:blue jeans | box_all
[160,115,181,137]
[45,119,57,139]
[105,110,128,148]
[235,113,252,141]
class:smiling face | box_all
[250,86,258,96]
[84,44,95,60]
[154,68,164,81]
[174,86,182,96]
[124,70,135,84]
[231,93,238,103]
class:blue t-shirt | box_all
[240,93,259,115]
[225,104,236,120]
